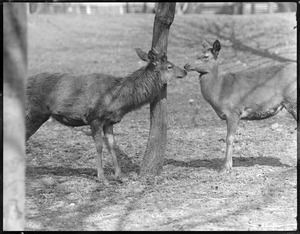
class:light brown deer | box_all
[26,48,187,184]
[184,39,297,172]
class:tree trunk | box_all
[251,3,255,14]
[277,2,292,12]
[140,2,176,176]
[233,3,244,15]
[143,3,147,13]
[3,3,27,231]
[267,3,274,14]
[240,3,244,15]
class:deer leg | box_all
[221,116,240,172]
[103,124,122,179]
[90,120,108,185]
[283,91,297,121]
[25,109,50,141]
[285,103,297,121]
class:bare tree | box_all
[140,2,176,176]
[277,2,293,12]
[176,2,189,15]
[28,3,45,14]
[250,3,255,14]
[233,2,243,15]
[3,3,27,230]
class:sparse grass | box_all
[26,12,297,231]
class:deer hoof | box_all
[219,164,232,173]
[114,169,123,179]
[96,177,110,186]
[114,174,123,184]
[113,177,123,184]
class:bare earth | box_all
[26,13,297,231]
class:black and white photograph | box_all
[3,2,298,231]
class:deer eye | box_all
[167,64,173,69]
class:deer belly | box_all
[241,105,283,120]
[51,114,87,126]
[107,112,123,124]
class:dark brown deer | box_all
[26,48,187,184]
[184,39,297,172]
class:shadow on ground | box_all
[164,156,291,170]
[26,142,140,179]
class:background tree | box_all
[3,3,27,230]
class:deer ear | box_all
[148,50,158,65]
[135,48,149,62]
[212,40,221,56]
[161,51,167,62]
[202,39,211,49]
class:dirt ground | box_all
[25,12,297,231]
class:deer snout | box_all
[184,63,195,72]
[176,68,187,79]
[184,63,208,75]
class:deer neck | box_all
[112,66,163,115]
[199,63,222,106]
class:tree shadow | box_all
[158,167,296,230]
[164,158,221,170]
[104,138,140,175]
[26,165,98,178]
[26,142,139,179]
[164,156,291,170]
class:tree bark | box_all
[267,3,274,14]
[3,3,27,231]
[234,3,243,15]
[140,2,176,176]
[251,3,255,14]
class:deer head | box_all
[135,47,187,83]
[184,39,221,76]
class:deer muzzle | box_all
[184,63,194,72]
[184,63,208,76]
[176,67,187,79]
